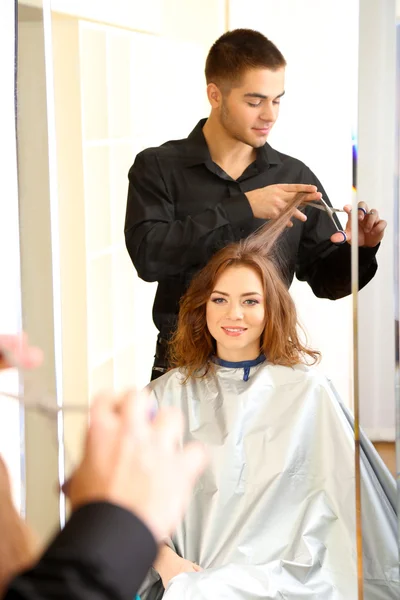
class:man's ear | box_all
[206,82,223,108]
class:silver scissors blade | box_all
[306,200,346,214]
[0,390,87,417]
[0,342,87,417]
[304,197,346,233]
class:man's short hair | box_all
[205,29,286,91]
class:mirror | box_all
[8,0,400,597]
[395,15,400,547]
[357,1,399,597]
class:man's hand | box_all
[245,184,322,226]
[330,202,387,247]
[154,545,202,589]
[0,455,37,595]
[66,389,207,543]
[0,334,43,371]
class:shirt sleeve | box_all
[296,168,379,299]
[124,151,254,282]
[4,502,157,600]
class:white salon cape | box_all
[138,357,399,599]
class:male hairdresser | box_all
[125,29,386,380]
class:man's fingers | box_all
[293,209,308,222]
[362,210,379,233]
[152,406,185,451]
[0,334,43,370]
[179,442,208,488]
[87,391,123,452]
[90,391,120,424]
[61,476,72,497]
[370,219,387,240]
[330,231,348,245]
[357,201,368,220]
[278,184,318,194]
[120,389,153,441]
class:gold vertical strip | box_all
[351,168,364,598]
[224,0,230,32]
[353,4,364,593]
[353,290,364,598]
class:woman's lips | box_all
[221,327,248,337]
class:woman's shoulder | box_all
[147,363,331,399]
[147,367,194,401]
[149,367,182,389]
[257,362,330,388]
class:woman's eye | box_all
[244,299,259,305]
[211,297,226,304]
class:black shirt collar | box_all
[185,119,282,170]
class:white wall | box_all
[229,0,398,435]
[0,0,23,511]
[357,0,397,439]
[20,0,163,33]
[229,0,358,406]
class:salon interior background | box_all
[0,0,398,540]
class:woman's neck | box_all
[215,345,261,363]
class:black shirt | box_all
[5,502,157,600]
[125,119,378,338]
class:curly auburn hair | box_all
[169,197,320,379]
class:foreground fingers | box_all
[179,441,208,489]
[152,406,185,452]
[0,334,43,371]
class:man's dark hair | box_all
[205,29,286,90]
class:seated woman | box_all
[140,204,399,600]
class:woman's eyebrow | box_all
[211,291,262,297]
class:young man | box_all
[124,29,386,381]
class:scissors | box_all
[0,343,86,418]
[303,197,347,231]
[0,343,157,420]
[302,197,348,243]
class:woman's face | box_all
[206,265,266,362]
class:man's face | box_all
[217,67,285,148]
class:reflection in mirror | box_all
[357,1,400,597]
[7,0,400,598]
[395,17,400,551]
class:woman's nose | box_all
[226,303,243,320]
